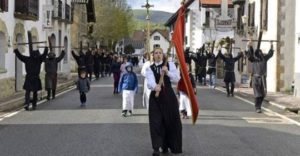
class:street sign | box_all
[42,5,54,30]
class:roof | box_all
[150,29,169,41]
[132,30,146,41]
[200,0,234,8]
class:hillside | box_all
[132,9,173,24]
[132,9,173,30]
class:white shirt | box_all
[145,61,180,91]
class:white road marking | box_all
[216,87,300,126]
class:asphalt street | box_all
[0,73,300,156]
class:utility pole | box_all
[142,0,154,54]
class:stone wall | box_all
[0,77,16,99]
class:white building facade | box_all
[0,0,72,98]
[294,0,300,97]
[149,30,170,54]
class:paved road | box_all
[1,73,300,156]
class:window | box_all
[260,0,268,30]
[154,36,160,40]
[0,0,8,12]
[0,32,6,72]
[248,2,255,27]
[237,5,245,30]
[205,11,210,27]
[185,36,188,45]
[153,44,160,49]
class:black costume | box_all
[14,48,48,110]
[93,52,101,79]
[44,51,65,100]
[207,52,218,87]
[85,49,94,80]
[72,50,86,75]
[146,61,182,154]
[218,51,243,96]
[246,46,274,112]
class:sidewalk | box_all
[0,74,77,112]
[236,87,300,112]
[216,79,300,113]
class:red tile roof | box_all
[200,0,233,7]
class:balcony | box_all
[232,0,245,5]
[14,0,39,21]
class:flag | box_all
[172,6,199,124]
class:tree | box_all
[124,44,135,55]
[92,0,135,50]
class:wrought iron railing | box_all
[14,0,39,21]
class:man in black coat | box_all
[218,49,243,97]
[14,47,48,110]
[44,50,65,100]
[207,50,218,88]
[72,50,86,75]
[246,42,274,113]
[85,48,94,80]
[196,47,208,85]
[93,49,101,79]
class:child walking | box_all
[177,63,196,119]
[77,69,90,107]
[118,64,138,117]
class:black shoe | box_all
[256,108,262,113]
[162,148,169,154]
[227,94,230,97]
[24,106,29,111]
[46,96,50,100]
[231,93,234,97]
[152,150,159,156]
[122,110,127,117]
[32,105,37,110]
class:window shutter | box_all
[261,0,268,30]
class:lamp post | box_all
[142,0,154,54]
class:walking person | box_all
[44,50,65,100]
[111,55,121,94]
[93,49,101,79]
[177,63,196,119]
[77,69,90,107]
[218,46,243,97]
[118,64,138,117]
[14,47,48,110]
[140,52,152,109]
[245,41,274,113]
[207,49,218,88]
[145,47,182,155]
[85,48,94,80]
[72,50,86,76]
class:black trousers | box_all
[80,92,87,103]
[47,89,56,99]
[255,97,264,109]
[225,82,235,95]
[25,90,37,107]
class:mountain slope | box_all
[132,9,173,24]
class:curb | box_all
[0,80,75,112]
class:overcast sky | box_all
[127,0,181,13]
